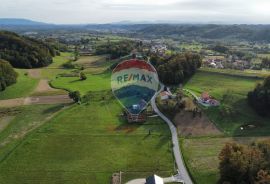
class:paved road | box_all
[151,85,193,184]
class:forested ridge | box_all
[0,31,56,68]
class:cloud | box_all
[0,0,270,24]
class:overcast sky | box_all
[1,0,270,24]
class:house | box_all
[146,175,164,184]
[201,92,210,102]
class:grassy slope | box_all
[0,69,39,100]
[184,71,270,136]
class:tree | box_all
[79,72,87,81]
[0,59,18,91]
[248,76,270,116]
[262,58,270,69]
[69,91,81,102]
[211,45,229,54]
[219,141,270,184]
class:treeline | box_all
[219,141,270,183]
[150,53,202,85]
[137,24,270,42]
[248,76,270,116]
[0,31,56,68]
[0,59,17,91]
[95,40,136,59]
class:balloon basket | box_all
[126,113,146,123]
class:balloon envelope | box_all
[111,59,159,115]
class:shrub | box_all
[79,72,87,81]
[69,91,81,102]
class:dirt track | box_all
[28,69,41,79]
[34,79,58,93]
[0,95,72,108]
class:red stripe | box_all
[113,59,156,73]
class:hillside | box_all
[0,31,56,68]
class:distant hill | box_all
[136,24,270,41]
[0,18,48,26]
[0,31,56,68]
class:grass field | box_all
[185,71,270,136]
[0,69,39,100]
[181,136,270,184]
[0,94,175,184]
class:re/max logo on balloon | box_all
[116,73,153,84]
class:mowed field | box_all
[0,53,175,184]
[184,70,270,136]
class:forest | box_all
[0,31,56,68]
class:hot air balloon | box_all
[111,59,159,117]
